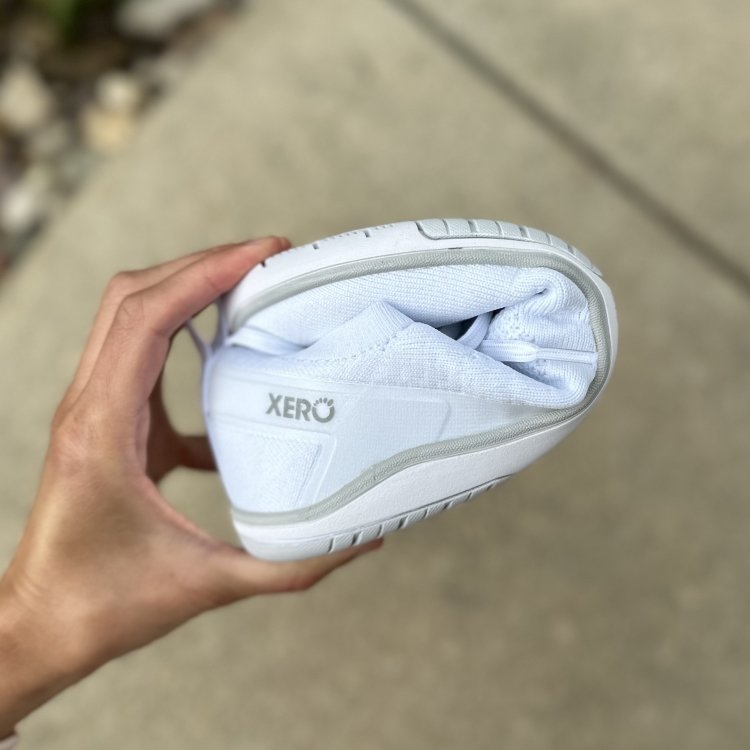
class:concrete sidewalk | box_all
[1,1,748,748]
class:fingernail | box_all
[237,236,289,252]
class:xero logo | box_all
[266,393,336,423]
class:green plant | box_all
[29,0,127,41]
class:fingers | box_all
[65,243,232,406]
[64,237,291,408]
[83,237,289,420]
[213,540,384,601]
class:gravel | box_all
[0,0,240,272]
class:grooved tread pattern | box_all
[416,218,599,273]
[323,476,506,554]
[242,477,508,559]
[258,219,600,277]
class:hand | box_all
[0,237,382,737]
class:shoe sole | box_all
[208,219,618,561]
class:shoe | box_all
[198,219,618,561]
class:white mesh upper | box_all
[223,265,597,409]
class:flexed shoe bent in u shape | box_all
[196,219,618,561]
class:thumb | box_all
[205,540,384,603]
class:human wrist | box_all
[0,578,92,737]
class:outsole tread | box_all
[258,219,598,278]
[261,477,508,558]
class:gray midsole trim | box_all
[226,246,613,525]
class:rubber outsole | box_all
[225,218,605,333]
[234,476,509,561]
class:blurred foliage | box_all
[26,0,126,41]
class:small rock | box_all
[0,167,54,236]
[96,71,144,114]
[80,105,136,155]
[0,63,55,136]
[116,0,218,40]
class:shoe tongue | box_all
[294,301,413,360]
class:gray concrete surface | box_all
[1,1,749,748]
[400,0,750,282]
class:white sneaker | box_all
[199,219,618,560]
